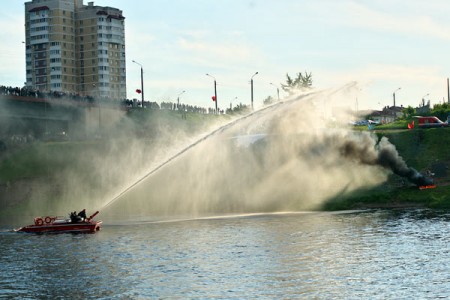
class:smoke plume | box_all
[339,134,433,186]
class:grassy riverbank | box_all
[0,109,231,183]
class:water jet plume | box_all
[99,82,426,222]
[98,84,376,220]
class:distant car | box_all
[351,120,379,126]
[352,120,368,126]
[415,116,447,128]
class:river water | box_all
[1,209,449,299]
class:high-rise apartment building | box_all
[24,0,126,99]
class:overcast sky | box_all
[2,0,450,110]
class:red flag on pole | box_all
[136,89,142,94]
[212,96,216,101]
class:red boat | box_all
[16,211,102,233]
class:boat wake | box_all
[102,210,366,226]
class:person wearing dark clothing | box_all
[78,209,87,221]
[69,209,87,223]
[70,211,81,223]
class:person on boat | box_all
[70,211,81,223]
[78,209,87,221]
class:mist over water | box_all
[101,82,410,221]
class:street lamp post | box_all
[250,72,258,110]
[177,90,185,107]
[447,78,449,103]
[206,73,218,113]
[270,82,280,101]
[230,96,237,111]
[132,60,144,108]
[393,87,401,107]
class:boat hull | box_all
[16,221,102,233]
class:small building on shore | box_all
[369,106,404,124]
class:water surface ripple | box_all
[1,209,449,299]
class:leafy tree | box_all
[226,103,250,115]
[430,102,450,121]
[280,71,313,94]
[263,96,275,106]
[402,106,416,119]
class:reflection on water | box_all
[1,209,449,299]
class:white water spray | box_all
[100,101,286,211]
[99,83,397,221]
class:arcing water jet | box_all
[100,83,429,221]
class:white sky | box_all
[2,0,450,110]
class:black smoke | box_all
[339,134,433,186]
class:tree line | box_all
[403,103,450,121]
